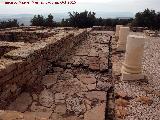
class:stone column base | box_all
[116,46,126,52]
[121,73,144,81]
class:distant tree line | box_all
[132,8,160,30]
[0,9,160,30]
[31,14,57,27]
[0,19,19,29]
[30,9,160,30]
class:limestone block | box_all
[115,25,123,39]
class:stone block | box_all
[121,73,145,81]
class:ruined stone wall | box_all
[92,26,114,31]
[0,31,57,43]
[0,29,88,108]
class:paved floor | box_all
[5,31,114,120]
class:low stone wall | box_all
[0,29,88,108]
[92,26,114,31]
[0,31,57,43]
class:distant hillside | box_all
[0,12,134,25]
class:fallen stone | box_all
[115,98,129,107]
[115,106,128,119]
[136,96,153,105]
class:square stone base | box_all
[121,73,145,81]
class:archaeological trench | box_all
[0,26,159,120]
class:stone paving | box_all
[3,31,113,120]
[113,32,160,120]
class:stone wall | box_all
[0,29,88,108]
[0,31,57,43]
[92,26,114,31]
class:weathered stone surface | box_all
[84,91,107,101]
[58,73,74,80]
[52,67,64,72]
[51,113,82,120]
[39,89,54,107]
[24,111,51,119]
[0,110,50,120]
[86,84,96,91]
[30,102,53,112]
[8,92,32,112]
[55,104,66,115]
[84,103,106,120]
[77,74,96,85]
[42,74,58,88]
[88,57,100,70]
[66,96,86,115]
[96,81,112,91]
[136,96,153,105]
[115,98,129,107]
[31,93,38,101]
[55,92,66,103]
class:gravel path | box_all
[114,33,160,120]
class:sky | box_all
[0,0,160,15]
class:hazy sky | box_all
[0,0,159,14]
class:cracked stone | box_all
[55,104,66,115]
[58,73,74,80]
[84,103,106,120]
[84,91,106,101]
[55,93,66,103]
[77,74,96,85]
[66,96,86,115]
[8,92,32,112]
[51,113,82,120]
[24,111,52,119]
[88,49,99,57]
[42,74,58,88]
[86,84,96,91]
[30,102,53,112]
